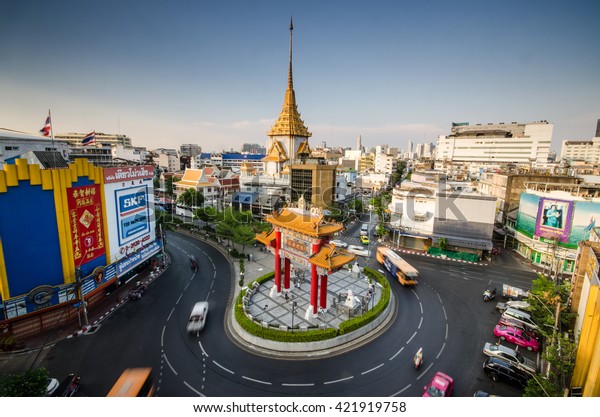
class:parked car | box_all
[483,357,531,388]
[359,235,370,245]
[501,307,539,330]
[496,300,531,313]
[493,325,540,352]
[52,374,81,397]
[347,245,369,257]
[329,239,348,248]
[473,390,501,397]
[482,342,537,374]
[46,378,59,396]
[422,371,454,397]
[497,317,541,341]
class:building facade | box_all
[435,121,553,176]
[510,183,600,274]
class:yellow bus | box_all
[376,247,419,286]
[107,368,155,397]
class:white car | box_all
[482,342,537,374]
[347,245,369,257]
[329,239,348,248]
[187,301,209,334]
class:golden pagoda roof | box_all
[267,20,312,139]
[309,244,355,271]
[296,140,311,158]
[281,164,291,174]
[261,140,289,162]
[263,208,344,237]
[255,229,276,246]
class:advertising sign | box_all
[535,198,573,243]
[103,165,156,261]
[67,184,106,264]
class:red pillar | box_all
[274,229,281,293]
[319,274,328,310]
[284,257,291,290]
[310,240,321,314]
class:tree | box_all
[178,189,204,209]
[390,161,407,187]
[232,224,256,254]
[238,259,245,288]
[0,367,49,397]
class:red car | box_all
[493,324,540,352]
[422,371,454,397]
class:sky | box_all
[1,0,599,154]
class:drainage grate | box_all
[85,325,101,334]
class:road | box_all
[38,221,539,397]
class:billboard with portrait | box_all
[535,198,573,243]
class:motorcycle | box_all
[190,255,199,272]
[414,347,423,369]
[483,286,497,302]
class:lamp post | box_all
[291,301,297,332]
[75,267,89,329]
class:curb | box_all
[382,243,488,266]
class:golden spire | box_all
[267,18,312,138]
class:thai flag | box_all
[81,131,96,146]
[40,113,51,136]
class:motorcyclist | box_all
[414,347,423,369]
[190,256,198,272]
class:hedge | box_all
[234,267,391,342]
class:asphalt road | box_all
[38,226,539,397]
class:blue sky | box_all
[1,0,599,153]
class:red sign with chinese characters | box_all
[67,184,106,265]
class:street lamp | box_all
[75,267,89,329]
[291,301,297,332]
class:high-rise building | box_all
[435,121,552,165]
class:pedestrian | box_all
[285,293,289,303]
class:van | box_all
[187,301,209,334]
[360,224,369,236]
[501,307,538,330]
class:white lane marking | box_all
[389,346,404,361]
[161,326,165,347]
[163,353,178,376]
[436,342,446,359]
[437,292,443,304]
[406,331,417,344]
[212,360,235,374]
[445,323,449,340]
[198,341,209,357]
[442,305,447,320]
[282,383,315,387]
[183,381,205,396]
[411,289,420,300]
[390,384,411,396]
[416,363,433,380]
[167,307,175,322]
[176,294,183,305]
[418,316,423,329]
[419,302,423,315]
[184,281,191,291]
[242,376,272,385]
[361,363,384,375]
[324,376,354,385]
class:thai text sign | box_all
[67,184,106,264]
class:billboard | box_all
[535,197,573,243]
[103,166,156,261]
[516,193,599,248]
[67,184,106,264]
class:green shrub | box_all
[235,268,391,342]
